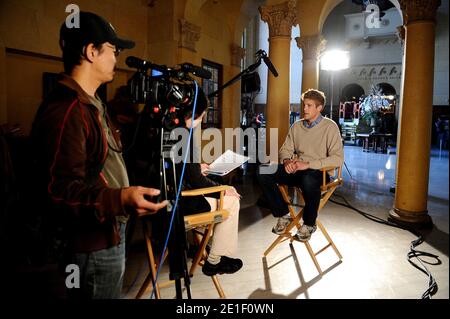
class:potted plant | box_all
[360,85,390,133]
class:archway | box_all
[376,82,396,96]
[376,82,397,134]
[317,0,403,34]
[342,83,365,101]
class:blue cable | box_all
[150,80,199,298]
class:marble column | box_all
[295,34,327,116]
[259,0,297,159]
[389,0,441,226]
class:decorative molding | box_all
[179,19,201,52]
[345,35,401,50]
[399,0,441,24]
[343,63,402,82]
[259,0,298,38]
[295,35,327,60]
[230,44,245,67]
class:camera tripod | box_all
[153,127,192,299]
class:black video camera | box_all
[126,56,211,130]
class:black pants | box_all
[257,164,326,226]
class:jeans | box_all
[257,164,326,226]
[67,222,126,299]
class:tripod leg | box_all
[175,279,183,299]
[185,278,192,299]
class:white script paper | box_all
[205,150,249,176]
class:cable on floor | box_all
[330,193,440,299]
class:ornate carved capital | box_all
[179,19,201,52]
[230,44,245,67]
[259,0,298,38]
[295,35,327,60]
[399,0,441,24]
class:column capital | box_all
[295,35,327,60]
[230,44,245,67]
[399,0,441,24]
[179,19,201,52]
[259,0,298,38]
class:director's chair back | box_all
[263,166,343,274]
[136,185,231,299]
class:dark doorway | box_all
[341,83,365,102]
[376,82,396,96]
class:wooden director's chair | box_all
[264,166,343,274]
[136,185,232,299]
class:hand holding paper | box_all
[204,150,249,176]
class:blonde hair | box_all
[301,89,326,106]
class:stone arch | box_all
[317,0,403,34]
[233,0,267,44]
[377,82,396,95]
[184,0,209,22]
[342,83,365,101]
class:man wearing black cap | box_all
[31,11,167,299]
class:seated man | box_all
[257,89,344,241]
[179,87,243,276]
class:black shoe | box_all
[202,256,243,276]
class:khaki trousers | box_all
[204,195,240,257]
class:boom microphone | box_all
[256,49,279,77]
[262,55,278,77]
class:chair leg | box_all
[211,275,226,298]
[189,226,213,277]
[135,271,154,299]
[137,218,161,299]
[189,225,226,299]
[304,241,323,274]
[264,208,304,256]
[264,233,288,256]
[316,220,342,260]
[265,185,343,276]
[265,186,305,257]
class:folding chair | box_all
[135,185,232,299]
[263,166,343,274]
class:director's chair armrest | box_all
[181,185,232,197]
[319,166,343,191]
[184,210,230,230]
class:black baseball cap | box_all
[59,11,135,50]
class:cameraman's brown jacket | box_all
[31,74,126,253]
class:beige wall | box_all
[0,0,148,134]
[5,52,62,134]
[0,0,250,137]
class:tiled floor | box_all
[123,145,449,299]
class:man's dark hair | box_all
[62,42,104,74]
[301,89,326,107]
